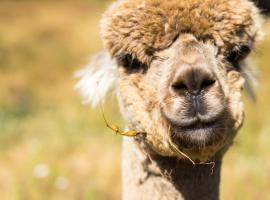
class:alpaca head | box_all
[77,0,262,162]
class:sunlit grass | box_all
[0,1,269,199]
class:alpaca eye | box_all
[227,45,251,70]
[116,53,146,73]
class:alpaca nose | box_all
[171,67,216,96]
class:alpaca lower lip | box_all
[171,118,225,148]
[175,120,220,132]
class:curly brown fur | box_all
[102,0,262,64]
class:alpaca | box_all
[76,0,263,199]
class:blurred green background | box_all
[0,1,269,199]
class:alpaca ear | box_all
[75,50,118,107]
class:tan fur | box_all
[89,0,263,199]
[101,0,262,65]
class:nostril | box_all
[172,78,216,95]
[172,82,188,92]
[201,78,216,89]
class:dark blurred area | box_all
[255,0,270,14]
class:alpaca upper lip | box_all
[176,116,215,128]
[172,105,226,128]
[161,106,226,129]
[172,111,225,128]
[178,119,219,130]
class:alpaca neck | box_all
[122,137,222,200]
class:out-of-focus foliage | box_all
[0,1,122,200]
[0,1,269,200]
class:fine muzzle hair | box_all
[76,0,263,162]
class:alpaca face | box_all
[116,34,245,161]
[159,34,229,149]
[97,0,262,161]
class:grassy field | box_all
[0,1,269,199]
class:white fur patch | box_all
[241,59,259,101]
[74,50,118,107]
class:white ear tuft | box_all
[74,50,118,107]
[241,59,259,102]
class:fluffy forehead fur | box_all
[101,0,261,64]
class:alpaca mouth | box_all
[173,113,223,128]
[170,117,226,149]
[178,120,220,131]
